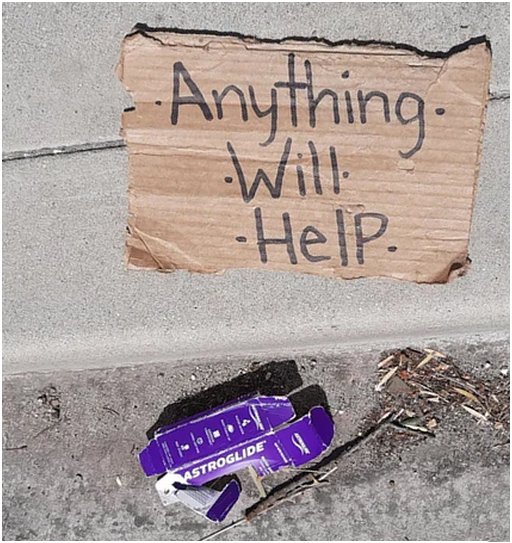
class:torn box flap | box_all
[257,405,335,475]
[155,472,241,523]
[250,405,335,477]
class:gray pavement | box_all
[2,3,510,541]
[2,338,510,541]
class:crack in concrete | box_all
[489,92,510,101]
[2,139,126,162]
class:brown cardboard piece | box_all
[118,29,491,283]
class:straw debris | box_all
[376,347,509,434]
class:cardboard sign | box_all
[118,29,491,283]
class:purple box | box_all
[140,395,334,521]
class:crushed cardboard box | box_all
[140,395,334,523]
[118,29,491,283]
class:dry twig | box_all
[376,347,509,432]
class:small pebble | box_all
[190,374,197,381]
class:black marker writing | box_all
[171,62,213,125]
[254,207,297,264]
[274,53,307,127]
[212,85,248,121]
[251,207,391,266]
[354,212,389,265]
[227,138,342,201]
[227,138,292,203]
[300,226,330,263]
[170,54,429,157]
[395,92,425,159]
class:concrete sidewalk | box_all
[2,3,510,376]
[3,4,509,373]
[2,94,509,376]
[2,3,510,541]
[3,338,510,541]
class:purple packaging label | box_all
[275,406,335,468]
[141,396,334,522]
[173,406,334,485]
[175,438,269,484]
[140,396,296,477]
[139,440,169,476]
[245,406,334,477]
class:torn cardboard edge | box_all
[119,29,491,283]
[126,24,491,60]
